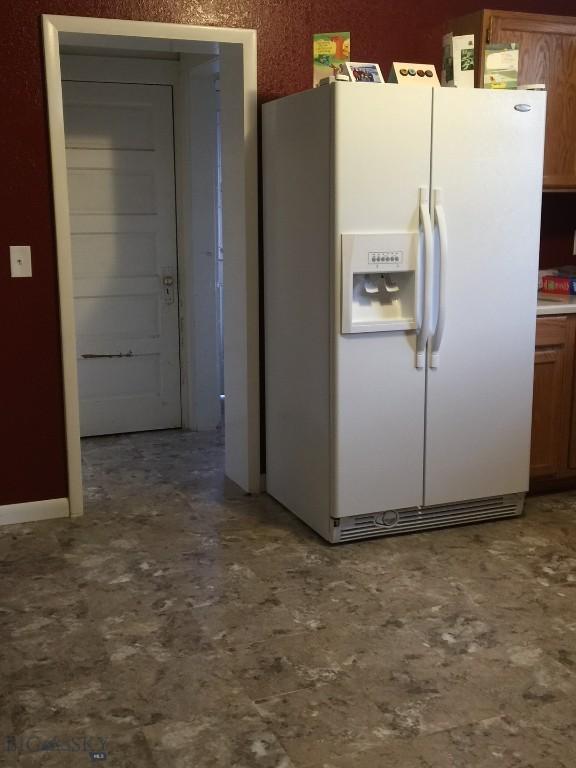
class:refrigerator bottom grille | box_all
[332,494,524,543]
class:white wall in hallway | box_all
[219,41,260,491]
[179,56,222,430]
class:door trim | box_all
[0,498,69,527]
[43,15,260,517]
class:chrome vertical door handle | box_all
[416,186,433,369]
[430,188,447,368]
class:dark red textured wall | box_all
[1,0,574,505]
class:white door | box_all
[424,88,546,505]
[333,86,433,516]
[63,81,181,437]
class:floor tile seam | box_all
[210,628,318,652]
[249,676,488,719]
[250,683,331,707]
[269,578,388,608]
[394,710,514,744]
[344,651,561,697]
[218,651,576,712]
[183,581,322,605]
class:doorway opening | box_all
[43,16,260,519]
[60,48,222,437]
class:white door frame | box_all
[43,15,260,517]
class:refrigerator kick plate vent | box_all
[333,494,524,543]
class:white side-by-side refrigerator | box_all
[263,82,546,543]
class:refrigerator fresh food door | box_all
[424,87,546,507]
[333,85,433,516]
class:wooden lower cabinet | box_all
[530,314,576,484]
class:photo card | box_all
[344,62,385,84]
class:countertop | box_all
[537,295,576,316]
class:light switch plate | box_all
[10,245,32,278]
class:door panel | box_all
[63,81,181,437]
[333,86,432,516]
[425,87,546,505]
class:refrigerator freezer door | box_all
[333,85,433,516]
[424,87,546,506]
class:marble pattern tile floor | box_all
[1,429,576,767]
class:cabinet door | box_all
[489,12,576,189]
[568,328,576,470]
[531,316,574,478]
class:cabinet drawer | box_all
[535,315,569,347]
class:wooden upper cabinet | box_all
[447,9,576,190]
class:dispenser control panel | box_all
[343,233,416,274]
[368,250,403,266]
[341,232,419,334]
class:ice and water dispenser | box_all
[341,233,420,334]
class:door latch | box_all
[162,272,175,305]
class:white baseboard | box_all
[0,498,70,527]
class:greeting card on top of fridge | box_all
[442,34,475,87]
[484,43,520,89]
[313,32,350,87]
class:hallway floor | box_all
[2,430,576,767]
